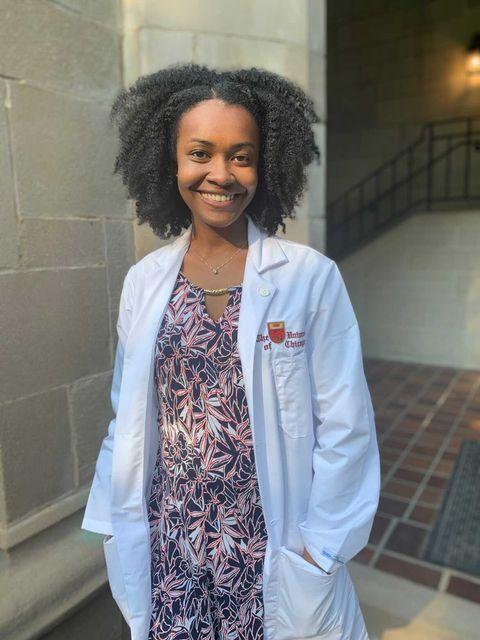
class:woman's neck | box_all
[190,214,248,256]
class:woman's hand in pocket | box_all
[301,547,332,574]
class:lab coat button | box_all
[258,287,270,296]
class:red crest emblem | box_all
[267,321,285,344]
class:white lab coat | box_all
[81,213,380,640]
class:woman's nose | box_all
[207,157,235,185]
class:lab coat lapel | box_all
[110,227,193,637]
[110,214,289,639]
[237,216,288,448]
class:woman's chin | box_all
[193,208,246,228]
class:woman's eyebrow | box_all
[187,138,255,150]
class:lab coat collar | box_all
[149,213,289,275]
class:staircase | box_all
[327,117,480,260]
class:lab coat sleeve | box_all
[298,260,381,574]
[80,264,136,536]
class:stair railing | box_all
[326,116,480,260]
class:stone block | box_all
[376,95,424,127]
[0,388,74,523]
[308,0,326,55]
[307,122,326,216]
[308,216,327,254]
[394,33,423,61]
[377,75,423,101]
[308,51,326,121]
[0,465,6,525]
[39,585,123,640]
[106,224,138,353]
[410,326,459,366]
[20,219,104,268]
[134,221,169,262]
[139,28,195,74]
[50,0,121,30]
[139,0,307,47]
[69,370,114,485]
[104,220,135,313]
[358,127,402,158]
[9,83,129,219]
[338,210,480,368]
[0,510,119,638]
[408,249,458,273]
[0,268,110,403]
[455,211,480,248]
[194,33,308,89]
[109,303,120,364]
[280,214,310,246]
[122,29,141,86]
[424,0,459,23]
[79,460,96,488]
[0,0,121,101]
[0,81,17,269]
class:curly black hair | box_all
[110,62,321,238]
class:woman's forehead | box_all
[178,99,259,143]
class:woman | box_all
[81,63,380,640]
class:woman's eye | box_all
[190,151,250,162]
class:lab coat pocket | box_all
[275,546,343,640]
[273,351,312,438]
[103,535,130,624]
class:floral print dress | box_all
[147,269,268,640]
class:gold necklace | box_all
[188,237,247,275]
[187,236,246,295]
[202,284,242,296]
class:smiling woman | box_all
[82,61,378,640]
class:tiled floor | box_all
[353,357,480,606]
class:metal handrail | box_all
[326,116,480,260]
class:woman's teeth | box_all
[200,192,237,202]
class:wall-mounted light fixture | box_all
[466,32,480,76]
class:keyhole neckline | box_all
[178,270,242,325]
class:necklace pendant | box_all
[213,268,219,274]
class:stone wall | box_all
[0,1,131,638]
[0,0,134,546]
[340,211,480,369]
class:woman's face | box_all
[175,98,260,229]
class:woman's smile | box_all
[197,191,245,207]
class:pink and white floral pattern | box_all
[147,270,268,639]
